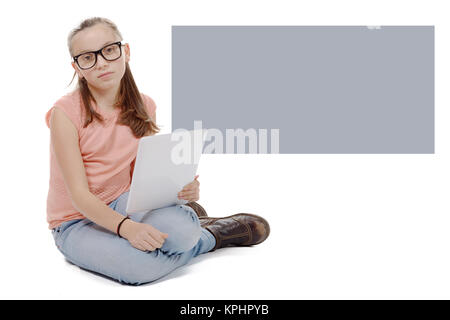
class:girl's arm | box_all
[49,107,130,233]
[49,108,167,250]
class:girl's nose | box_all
[96,54,109,68]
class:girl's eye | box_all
[104,46,117,54]
[82,55,93,61]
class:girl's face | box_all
[71,23,130,92]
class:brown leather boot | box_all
[184,201,208,217]
[199,213,270,251]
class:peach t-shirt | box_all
[45,89,157,229]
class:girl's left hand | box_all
[178,175,200,202]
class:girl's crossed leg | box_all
[52,191,216,285]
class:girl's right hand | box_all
[119,219,169,252]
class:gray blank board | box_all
[172,26,434,154]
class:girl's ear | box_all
[71,62,83,79]
[124,43,130,63]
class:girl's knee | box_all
[163,205,202,253]
[143,205,202,254]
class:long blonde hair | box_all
[67,17,160,138]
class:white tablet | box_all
[126,129,207,214]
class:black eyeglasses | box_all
[73,41,123,70]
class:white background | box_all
[0,0,449,299]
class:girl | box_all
[46,17,270,285]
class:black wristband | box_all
[117,216,130,238]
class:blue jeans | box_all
[51,191,216,285]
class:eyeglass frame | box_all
[72,41,123,70]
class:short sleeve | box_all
[45,94,82,132]
[141,93,157,120]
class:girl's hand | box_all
[178,175,200,202]
[120,219,169,252]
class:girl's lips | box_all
[98,72,113,78]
